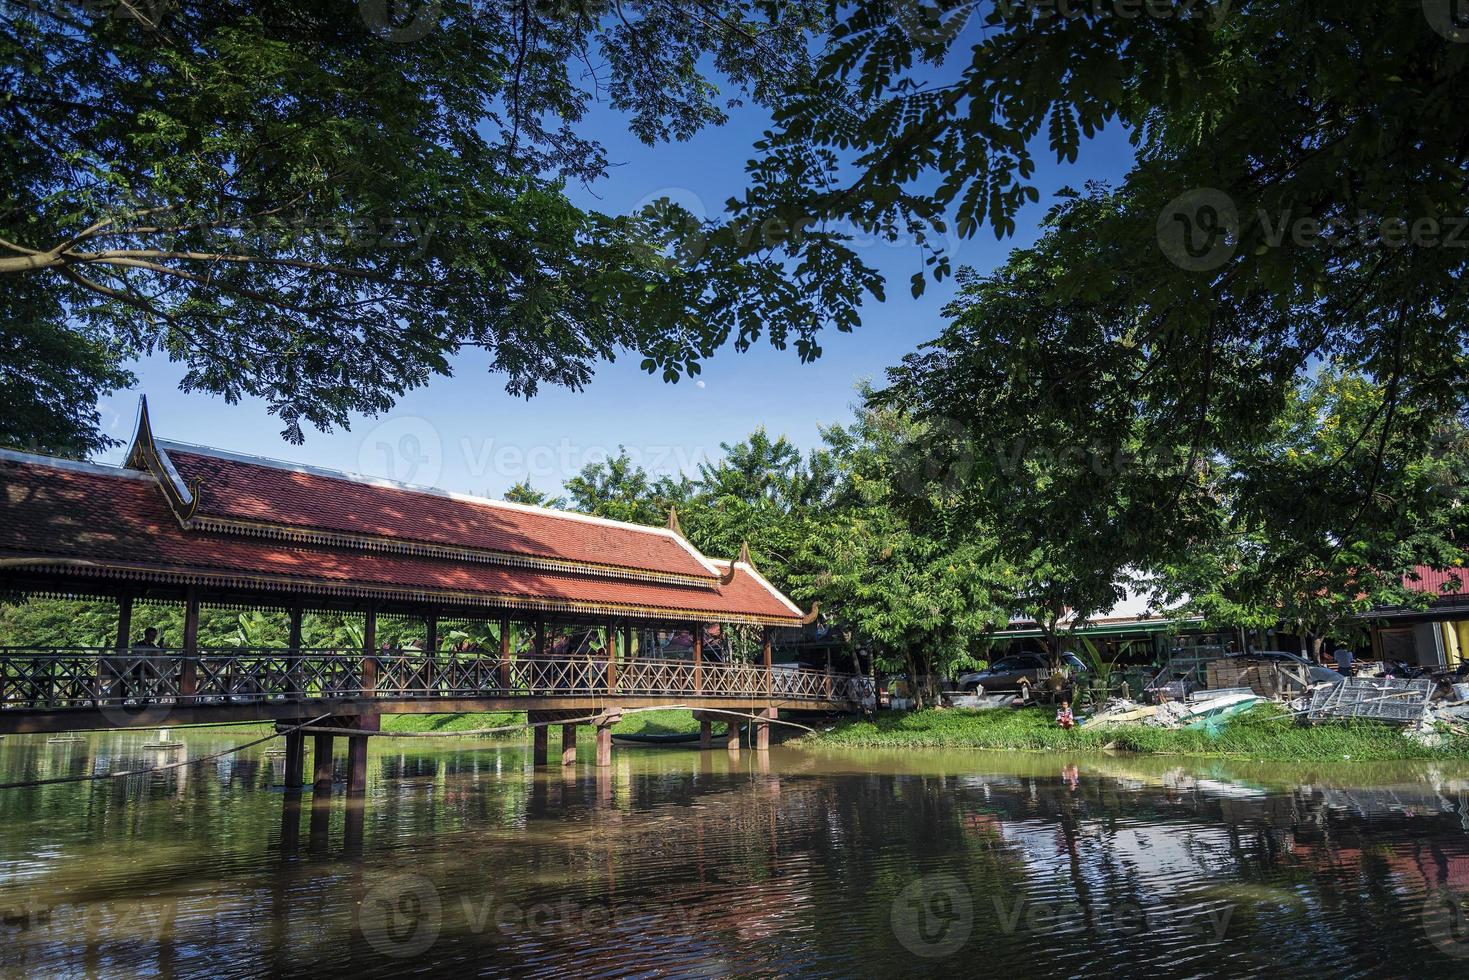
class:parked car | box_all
[957,653,1088,693]
[1230,650,1343,686]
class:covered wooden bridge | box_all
[0,402,870,791]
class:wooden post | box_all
[346,715,379,795]
[424,612,438,696]
[723,717,741,751]
[179,587,199,699]
[284,732,305,789]
[755,707,775,751]
[347,736,369,795]
[561,724,577,766]
[624,625,634,663]
[535,616,546,694]
[532,720,548,767]
[692,623,703,694]
[288,602,304,699]
[595,721,613,767]
[102,591,133,704]
[606,619,617,692]
[699,718,712,749]
[763,627,774,696]
[361,605,377,698]
[114,591,133,650]
[499,614,512,691]
[312,734,334,796]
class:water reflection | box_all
[2,732,1469,977]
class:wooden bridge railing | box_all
[0,647,873,711]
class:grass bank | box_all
[803,705,1469,762]
[377,708,702,738]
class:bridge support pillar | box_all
[754,707,776,751]
[723,717,741,753]
[346,715,379,796]
[699,718,712,749]
[347,739,368,796]
[312,734,334,797]
[532,723,548,766]
[561,724,577,766]
[284,731,305,789]
[595,721,613,767]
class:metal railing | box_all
[0,647,873,710]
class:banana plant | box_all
[1072,636,1121,702]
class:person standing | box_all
[130,626,163,699]
[1332,643,1354,678]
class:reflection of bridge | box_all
[0,401,870,799]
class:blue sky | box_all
[95,61,1135,499]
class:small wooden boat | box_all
[610,730,705,745]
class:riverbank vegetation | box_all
[805,706,1469,763]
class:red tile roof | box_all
[152,443,718,582]
[1401,565,1469,598]
[0,456,804,624]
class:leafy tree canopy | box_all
[1154,368,1469,639]
[756,2,1469,614]
[2,0,856,453]
[502,479,568,510]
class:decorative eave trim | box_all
[0,555,806,628]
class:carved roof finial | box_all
[666,506,683,537]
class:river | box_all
[3,729,1469,977]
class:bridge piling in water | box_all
[312,734,334,797]
[754,707,776,751]
[532,724,549,766]
[284,732,305,789]
[561,724,577,766]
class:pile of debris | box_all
[1085,688,1261,731]
[1306,677,1434,725]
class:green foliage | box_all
[791,400,1008,690]
[503,480,568,510]
[1071,637,1119,693]
[810,705,1469,762]
[564,449,693,527]
[1154,368,1469,636]
[773,3,1469,632]
[0,597,117,648]
[2,0,858,450]
[379,712,526,735]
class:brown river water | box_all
[3,729,1469,978]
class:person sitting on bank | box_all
[1055,700,1076,730]
[1332,643,1354,678]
